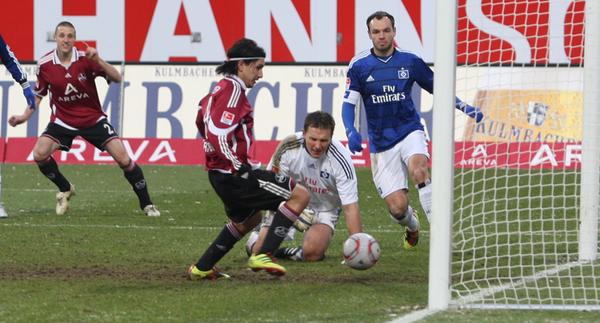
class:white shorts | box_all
[261,208,341,231]
[370,130,429,199]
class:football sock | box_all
[245,231,260,255]
[37,156,71,192]
[390,205,420,231]
[274,247,303,261]
[417,179,432,222]
[122,161,152,209]
[196,222,241,271]
[258,203,298,254]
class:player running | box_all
[188,38,310,280]
[247,111,363,262]
[342,11,484,249]
[8,21,160,217]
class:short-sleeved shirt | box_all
[268,132,358,212]
[344,48,433,153]
[35,48,108,129]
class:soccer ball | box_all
[343,233,381,270]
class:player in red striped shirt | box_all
[188,38,311,280]
[9,21,160,217]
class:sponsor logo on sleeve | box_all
[220,111,235,125]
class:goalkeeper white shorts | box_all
[371,130,429,199]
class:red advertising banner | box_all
[455,141,581,169]
[1,138,582,170]
[0,0,585,64]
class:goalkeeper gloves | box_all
[21,82,36,109]
[345,128,363,154]
[293,208,317,232]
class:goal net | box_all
[431,0,600,310]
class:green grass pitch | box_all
[0,164,597,322]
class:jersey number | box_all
[104,124,115,135]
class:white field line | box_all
[390,260,596,322]
[0,222,410,233]
[451,260,594,307]
[388,308,442,323]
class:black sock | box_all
[37,157,71,192]
[196,222,241,271]
[258,203,298,254]
[122,162,152,209]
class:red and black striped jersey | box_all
[196,75,254,173]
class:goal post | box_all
[429,0,458,311]
[429,0,600,311]
[579,0,600,262]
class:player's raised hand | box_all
[84,42,99,62]
[346,128,363,154]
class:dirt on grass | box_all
[0,263,423,284]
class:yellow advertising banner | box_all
[463,89,582,142]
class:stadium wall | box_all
[0,64,583,168]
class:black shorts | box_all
[208,169,295,223]
[42,119,119,151]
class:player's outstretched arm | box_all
[455,98,484,123]
[8,96,40,127]
[342,202,363,236]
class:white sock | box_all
[389,206,420,231]
[245,231,259,256]
[417,179,432,222]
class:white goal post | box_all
[430,0,599,311]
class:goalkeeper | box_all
[342,11,484,249]
[247,111,363,261]
[0,34,36,110]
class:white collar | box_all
[226,74,248,90]
[52,47,79,66]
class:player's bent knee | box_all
[411,167,430,184]
[302,249,325,262]
[388,204,408,217]
[32,141,56,162]
[292,184,310,202]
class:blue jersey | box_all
[0,34,27,84]
[345,48,432,153]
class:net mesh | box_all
[449,0,599,309]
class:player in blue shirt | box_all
[0,34,36,109]
[342,11,483,249]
